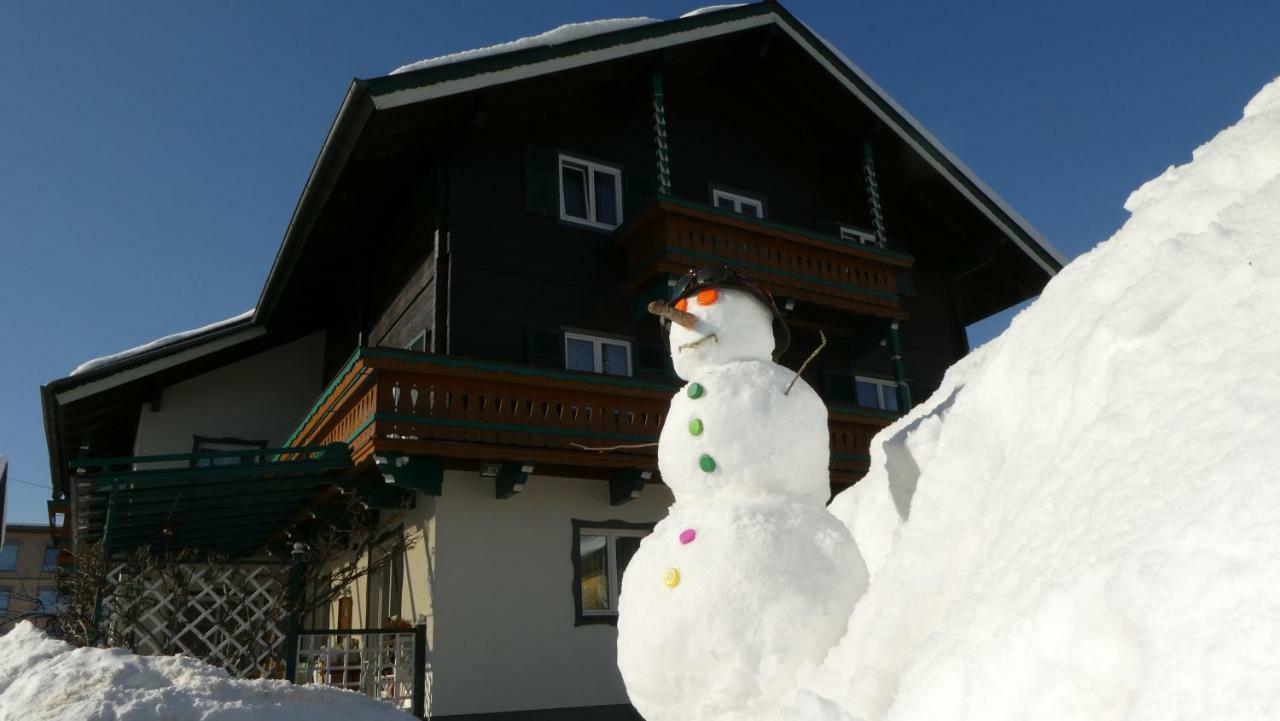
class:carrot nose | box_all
[648,301,698,329]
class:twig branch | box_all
[570,441,660,452]
[784,330,827,396]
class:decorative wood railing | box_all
[286,348,898,485]
[618,199,913,319]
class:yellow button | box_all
[663,567,681,588]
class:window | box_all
[855,376,899,412]
[0,543,16,572]
[0,588,9,616]
[42,547,59,573]
[839,225,878,245]
[564,332,632,377]
[36,588,60,613]
[572,520,652,624]
[191,436,268,467]
[711,188,764,218]
[559,155,622,229]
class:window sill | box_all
[558,215,620,233]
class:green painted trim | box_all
[832,453,872,462]
[829,404,904,422]
[359,413,658,445]
[74,444,343,473]
[281,348,365,448]
[661,197,914,263]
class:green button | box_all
[687,382,705,399]
[699,454,716,472]
[688,418,704,436]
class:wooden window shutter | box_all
[525,326,564,367]
[524,146,559,216]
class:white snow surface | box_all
[803,75,1280,720]
[390,17,658,75]
[0,622,413,720]
[680,4,745,18]
[70,309,253,376]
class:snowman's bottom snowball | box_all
[617,501,868,721]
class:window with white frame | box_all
[711,188,764,218]
[559,154,623,229]
[856,376,899,412]
[573,521,651,623]
[839,225,877,245]
[0,542,17,572]
[564,332,632,377]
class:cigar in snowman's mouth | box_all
[677,334,718,352]
[648,300,697,329]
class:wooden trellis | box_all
[103,561,287,678]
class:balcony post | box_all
[283,542,308,684]
[652,65,672,196]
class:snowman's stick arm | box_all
[784,331,827,396]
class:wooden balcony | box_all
[618,199,913,319]
[285,348,898,489]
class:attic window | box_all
[559,155,622,230]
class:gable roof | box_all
[255,1,1063,324]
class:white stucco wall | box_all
[429,471,674,717]
[132,333,326,456]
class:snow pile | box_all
[390,18,658,75]
[70,309,253,376]
[806,76,1280,720]
[0,622,413,720]
[680,4,745,18]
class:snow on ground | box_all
[805,76,1280,720]
[70,309,253,376]
[0,622,413,721]
[390,17,658,75]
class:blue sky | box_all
[1,0,1277,522]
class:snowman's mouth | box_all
[677,333,718,353]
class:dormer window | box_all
[711,188,764,218]
[559,155,622,230]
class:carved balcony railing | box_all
[285,349,898,488]
[618,199,913,319]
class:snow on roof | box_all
[681,4,746,19]
[390,17,659,75]
[70,309,254,376]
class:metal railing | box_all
[293,625,426,718]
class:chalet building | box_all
[40,3,1062,719]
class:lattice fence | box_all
[103,561,288,678]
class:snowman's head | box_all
[657,267,790,380]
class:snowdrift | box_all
[812,76,1280,720]
[0,623,413,721]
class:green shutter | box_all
[524,146,558,216]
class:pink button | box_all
[679,528,696,545]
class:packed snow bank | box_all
[390,17,658,75]
[70,309,253,376]
[810,76,1280,720]
[0,622,413,720]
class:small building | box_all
[39,4,1062,719]
[0,522,61,633]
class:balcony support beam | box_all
[495,462,533,500]
[610,468,652,506]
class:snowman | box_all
[617,266,870,721]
